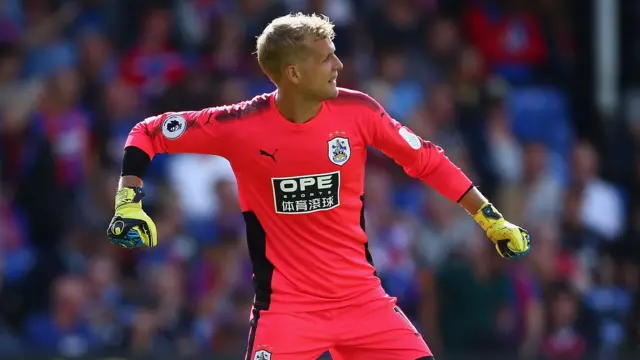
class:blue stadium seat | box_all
[506,87,574,157]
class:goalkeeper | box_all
[106,13,530,360]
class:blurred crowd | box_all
[0,0,639,359]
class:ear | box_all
[284,64,301,85]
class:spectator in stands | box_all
[0,182,33,287]
[571,140,625,242]
[78,30,118,113]
[583,252,634,357]
[434,239,516,358]
[84,255,124,350]
[416,188,479,269]
[561,187,603,254]
[101,78,143,166]
[505,257,544,360]
[413,16,461,88]
[0,47,42,184]
[31,69,90,191]
[24,275,100,356]
[120,8,185,100]
[541,282,587,360]
[498,141,564,227]
[366,169,420,314]
[364,47,424,121]
[487,89,523,187]
[463,0,548,85]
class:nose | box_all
[334,57,344,71]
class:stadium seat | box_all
[506,87,574,157]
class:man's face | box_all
[295,38,343,100]
[523,143,547,176]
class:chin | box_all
[311,84,339,101]
[325,85,339,99]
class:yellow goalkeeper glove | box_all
[106,187,157,249]
[473,203,531,258]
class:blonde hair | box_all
[256,13,335,80]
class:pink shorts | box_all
[245,296,433,360]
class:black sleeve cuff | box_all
[121,146,151,178]
[456,184,475,203]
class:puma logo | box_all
[259,149,278,163]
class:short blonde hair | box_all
[256,13,335,80]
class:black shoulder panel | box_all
[214,93,272,122]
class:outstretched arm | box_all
[362,94,530,258]
[361,102,474,204]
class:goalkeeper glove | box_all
[106,187,157,249]
[473,203,531,258]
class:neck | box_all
[274,90,322,124]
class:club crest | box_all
[253,350,271,360]
[328,136,351,166]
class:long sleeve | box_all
[125,108,227,160]
[361,98,473,203]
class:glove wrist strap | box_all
[472,202,504,231]
[115,187,145,209]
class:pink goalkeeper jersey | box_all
[126,88,473,312]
